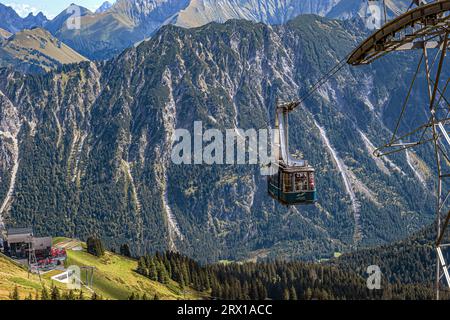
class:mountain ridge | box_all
[96,1,114,13]
[0,0,374,60]
[0,3,48,33]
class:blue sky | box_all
[2,0,115,19]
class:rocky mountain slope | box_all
[327,0,411,20]
[0,15,438,263]
[169,0,341,27]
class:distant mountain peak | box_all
[112,0,190,16]
[96,1,113,13]
[23,11,48,25]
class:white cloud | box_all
[6,3,40,17]
[6,3,54,18]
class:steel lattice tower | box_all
[349,0,450,299]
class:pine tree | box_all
[120,244,132,258]
[242,282,250,300]
[321,289,329,300]
[289,286,298,300]
[34,290,39,300]
[41,286,50,300]
[283,288,290,300]
[251,282,259,300]
[87,236,105,257]
[179,274,185,290]
[9,286,20,300]
[149,259,158,281]
[51,285,61,300]
[157,262,169,284]
[137,257,148,276]
[65,290,76,300]
[91,292,101,300]
[305,288,313,300]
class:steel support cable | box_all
[425,37,450,140]
[373,116,450,156]
[437,142,450,164]
[429,78,450,151]
[429,54,449,295]
[246,53,352,132]
[431,43,450,105]
[430,33,449,112]
[434,78,450,112]
[437,210,450,246]
[418,39,450,144]
[426,39,450,238]
[375,139,434,156]
[296,61,348,106]
[389,53,424,144]
[295,53,352,107]
[438,190,450,213]
[436,145,450,251]
[375,127,437,157]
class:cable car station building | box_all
[1,228,52,263]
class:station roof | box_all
[7,228,33,236]
[348,0,450,65]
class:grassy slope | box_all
[0,28,11,40]
[0,238,204,300]
[0,253,63,300]
[0,28,87,71]
[55,238,203,300]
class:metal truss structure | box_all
[349,0,450,299]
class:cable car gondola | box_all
[268,102,317,205]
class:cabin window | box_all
[283,173,292,192]
[308,172,315,190]
[269,172,279,187]
[295,172,308,191]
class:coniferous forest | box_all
[136,250,441,300]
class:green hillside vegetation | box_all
[57,238,203,300]
[2,231,445,300]
[0,237,203,300]
[330,226,450,286]
[137,250,438,300]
